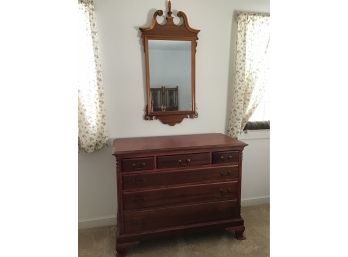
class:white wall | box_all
[79,0,270,228]
[239,130,270,206]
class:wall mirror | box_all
[140,0,199,126]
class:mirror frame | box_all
[140,1,200,126]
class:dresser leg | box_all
[225,226,246,240]
[115,249,125,257]
[235,227,246,240]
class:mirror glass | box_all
[148,40,192,112]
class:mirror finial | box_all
[167,0,172,17]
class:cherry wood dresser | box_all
[112,133,247,256]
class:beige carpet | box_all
[79,204,269,257]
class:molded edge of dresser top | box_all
[112,133,247,155]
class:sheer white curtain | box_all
[227,12,270,138]
[78,0,108,152]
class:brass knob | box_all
[228,155,233,159]
[220,155,224,160]
[178,159,182,164]
[220,188,230,196]
[132,163,136,167]
[141,162,146,167]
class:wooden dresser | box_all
[112,133,247,256]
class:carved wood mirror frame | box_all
[140,1,200,126]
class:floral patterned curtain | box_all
[227,12,270,138]
[78,0,108,152]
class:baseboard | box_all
[78,215,116,229]
[241,196,270,206]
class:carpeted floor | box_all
[79,204,269,257]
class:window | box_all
[244,67,270,130]
[227,12,270,137]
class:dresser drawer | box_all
[122,157,154,172]
[157,152,210,169]
[123,166,239,190]
[212,151,239,164]
[123,181,238,210]
[124,200,239,233]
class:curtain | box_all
[78,0,108,152]
[227,12,270,138]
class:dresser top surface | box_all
[112,133,247,155]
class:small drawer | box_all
[122,157,154,172]
[157,152,210,169]
[212,151,239,164]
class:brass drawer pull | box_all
[220,155,225,160]
[178,158,191,167]
[228,155,233,159]
[132,162,147,170]
[219,188,232,195]
[178,159,186,167]
[220,170,231,176]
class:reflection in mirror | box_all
[149,40,192,112]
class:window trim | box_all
[243,120,270,131]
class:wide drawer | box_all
[212,151,239,164]
[124,200,239,234]
[157,152,210,169]
[123,181,238,210]
[122,157,154,172]
[123,166,239,190]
